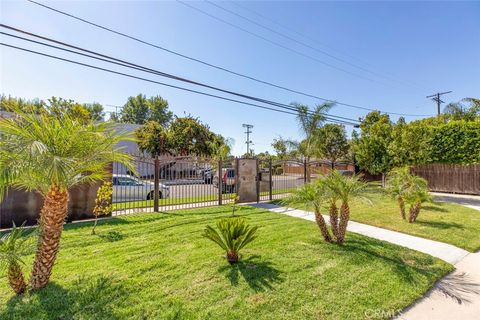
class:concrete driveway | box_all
[432,192,480,211]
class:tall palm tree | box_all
[0,108,133,290]
[323,171,370,244]
[283,182,333,242]
[293,102,334,181]
[0,223,33,294]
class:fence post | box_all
[303,158,307,184]
[154,155,160,212]
[269,158,273,201]
[256,158,260,203]
[218,159,223,206]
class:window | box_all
[113,177,138,186]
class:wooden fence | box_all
[411,164,480,195]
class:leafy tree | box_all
[443,97,480,121]
[353,111,394,186]
[120,94,173,125]
[315,124,349,169]
[83,102,105,121]
[272,137,288,159]
[203,217,258,264]
[427,120,480,164]
[0,107,133,290]
[135,121,173,157]
[0,95,43,113]
[210,136,233,161]
[0,223,33,295]
[45,97,92,124]
[388,118,430,167]
[169,116,216,156]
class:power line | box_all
[0,26,358,124]
[205,0,426,92]
[0,42,360,126]
[26,0,432,117]
[426,91,452,115]
[230,1,430,91]
[177,0,386,86]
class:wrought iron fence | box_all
[111,154,235,215]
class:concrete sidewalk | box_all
[251,203,469,264]
[250,203,479,319]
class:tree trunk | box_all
[408,202,422,223]
[227,250,239,264]
[337,202,350,244]
[381,173,386,188]
[314,210,332,243]
[8,262,27,295]
[329,203,340,241]
[398,198,406,220]
[29,186,69,290]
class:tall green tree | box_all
[353,111,393,186]
[315,124,349,169]
[0,107,133,290]
[443,97,480,121]
[169,116,216,156]
[135,120,173,157]
[83,102,105,121]
[120,94,173,125]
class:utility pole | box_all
[426,91,452,115]
[242,124,253,156]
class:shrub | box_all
[203,217,258,264]
[92,181,113,234]
[0,223,33,295]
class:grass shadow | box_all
[328,237,442,284]
[423,204,449,213]
[218,255,283,292]
[1,275,127,319]
[415,220,464,230]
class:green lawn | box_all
[279,190,480,252]
[1,206,450,319]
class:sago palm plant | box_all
[323,171,371,244]
[283,181,333,242]
[203,217,258,264]
[0,223,33,295]
[0,108,133,290]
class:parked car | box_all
[112,174,170,202]
[202,168,214,184]
[213,168,235,193]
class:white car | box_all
[112,174,170,202]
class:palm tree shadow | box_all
[436,272,480,304]
[414,220,463,230]
[331,237,440,284]
[218,255,283,292]
[1,275,127,319]
[423,204,449,212]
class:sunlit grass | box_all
[0,206,451,319]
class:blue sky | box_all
[1,0,479,155]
